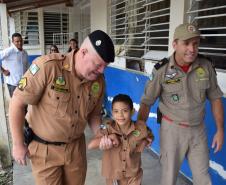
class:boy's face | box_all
[112,102,132,127]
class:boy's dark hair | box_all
[112,94,133,110]
[12,33,22,40]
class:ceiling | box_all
[0,0,74,13]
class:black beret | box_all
[88,30,115,63]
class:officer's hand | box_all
[212,129,224,153]
[99,135,113,150]
[13,143,29,166]
[108,134,119,147]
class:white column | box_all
[0,3,12,167]
[0,3,9,48]
[168,0,187,55]
[38,8,45,55]
[90,0,108,32]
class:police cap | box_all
[88,30,115,63]
[173,23,200,41]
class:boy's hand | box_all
[99,134,120,150]
[99,135,113,150]
[108,134,119,147]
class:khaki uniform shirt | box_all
[14,51,105,142]
[141,54,223,126]
[99,120,148,179]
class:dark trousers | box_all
[7,84,17,97]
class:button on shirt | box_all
[141,54,223,125]
[13,51,105,142]
[98,120,148,179]
[0,44,29,86]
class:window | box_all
[109,0,146,59]
[108,0,170,71]
[44,12,69,45]
[80,4,90,41]
[12,11,39,45]
[187,0,226,69]
[143,0,170,52]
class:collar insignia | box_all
[132,130,140,137]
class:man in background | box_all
[0,33,29,97]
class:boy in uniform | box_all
[88,94,154,185]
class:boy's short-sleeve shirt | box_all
[98,120,148,179]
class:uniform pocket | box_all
[85,94,98,115]
[196,80,210,103]
[162,82,185,105]
[48,90,71,117]
[29,142,47,168]
[162,81,183,93]
[28,140,38,158]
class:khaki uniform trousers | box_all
[160,118,211,185]
[106,169,143,185]
[28,134,87,185]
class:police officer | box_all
[9,30,115,185]
[138,23,224,185]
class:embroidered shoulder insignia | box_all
[18,77,27,91]
[29,63,40,75]
[132,130,140,137]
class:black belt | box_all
[33,134,66,146]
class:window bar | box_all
[194,13,226,20]
[187,5,226,14]
[201,34,226,37]
[199,47,226,51]
[146,0,165,6]
[144,13,170,19]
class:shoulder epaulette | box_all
[154,58,169,70]
[198,54,212,63]
[42,53,66,63]
[33,54,66,66]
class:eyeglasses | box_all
[51,49,57,51]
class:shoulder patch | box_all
[154,58,169,70]
[18,77,27,91]
[29,63,40,75]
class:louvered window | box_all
[143,0,170,52]
[12,11,39,45]
[44,12,69,45]
[108,0,170,59]
[80,4,90,41]
[109,0,146,59]
[187,0,226,69]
